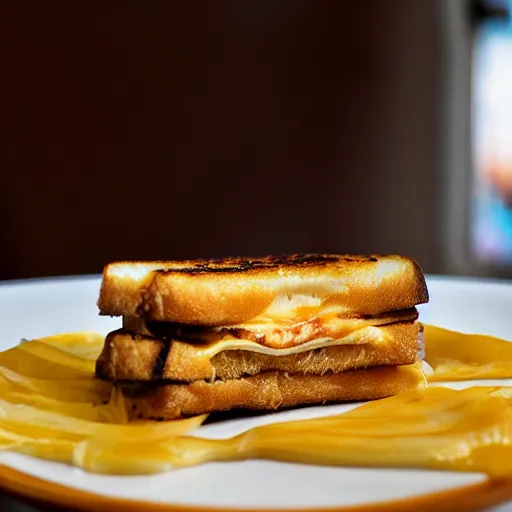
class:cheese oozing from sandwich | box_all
[123,292,419,350]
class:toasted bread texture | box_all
[122,363,426,420]
[97,254,428,325]
[96,322,421,382]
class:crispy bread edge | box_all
[97,254,428,324]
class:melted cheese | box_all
[226,312,414,340]
[424,324,512,381]
[3,325,512,512]
[234,293,345,326]
[193,326,388,359]
[249,294,324,320]
[125,308,418,351]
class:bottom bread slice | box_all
[122,363,426,420]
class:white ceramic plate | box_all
[0,275,512,511]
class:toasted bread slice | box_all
[121,363,426,420]
[96,321,422,382]
[97,254,428,325]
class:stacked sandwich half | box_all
[95,254,429,420]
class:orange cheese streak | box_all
[424,324,512,381]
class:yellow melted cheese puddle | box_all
[424,324,512,381]
[2,326,512,509]
[197,325,387,358]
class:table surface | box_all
[1,493,42,512]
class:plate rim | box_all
[0,273,101,288]
[1,462,511,512]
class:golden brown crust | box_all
[97,254,429,325]
[122,363,426,420]
[96,322,421,382]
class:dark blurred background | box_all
[2,0,512,283]
[0,1,442,281]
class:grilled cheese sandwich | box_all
[95,254,428,419]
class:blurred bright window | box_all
[472,0,512,263]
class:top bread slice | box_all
[97,254,428,326]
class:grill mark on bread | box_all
[153,254,366,275]
[152,339,171,380]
